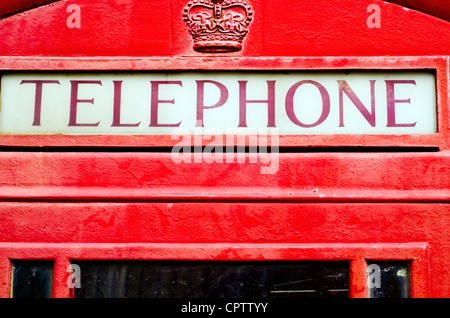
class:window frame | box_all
[0,242,428,298]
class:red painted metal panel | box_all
[0,0,448,299]
[0,203,447,246]
[0,242,429,298]
[0,0,450,57]
[0,152,448,202]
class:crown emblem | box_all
[183,0,253,53]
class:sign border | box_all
[0,56,447,149]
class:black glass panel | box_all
[367,261,410,298]
[11,261,53,298]
[73,261,349,298]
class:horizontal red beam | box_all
[0,186,448,203]
[0,152,448,202]
[0,203,441,258]
[1,55,447,71]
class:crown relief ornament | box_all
[183,0,254,53]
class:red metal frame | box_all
[0,242,429,298]
[0,56,448,149]
[0,152,448,202]
[0,0,448,299]
[0,202,447,297]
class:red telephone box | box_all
[0,0,448,299]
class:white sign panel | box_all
[0,71,437,135]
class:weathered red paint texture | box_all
[0,0,448,298]
[1,0,449,21]
[0,0,449,56]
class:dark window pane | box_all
[367,261,410,298]
[11,261,53,298]
[74,261,349,298]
